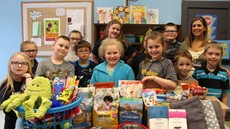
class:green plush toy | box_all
[1,76,52,120]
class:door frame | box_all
[181,0,230,41]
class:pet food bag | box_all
[74,87,95,128]
[93,88,119,128]
[119,97,143,124]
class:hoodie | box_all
[90,60,135,87]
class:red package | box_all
[94,82,115,88]
[190,86,207,99]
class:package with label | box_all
[93,88,119,128]
[168,109,187,129]
[119,97,143,124]
[148,106,168,129]
[74,87,95,128]
[142,89,158,108]
[119,80,143,98]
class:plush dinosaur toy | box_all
[1,76,52,120]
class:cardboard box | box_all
[205,96,229,110]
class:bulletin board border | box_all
[21,1,94,57]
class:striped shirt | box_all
[192,64,229,99]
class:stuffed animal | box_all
[51,77,65,108]
[1,76,52,120]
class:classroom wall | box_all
[0,0,182,81]
[94,0,182,24]
[0,0,230,105]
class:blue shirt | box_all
[90,60,135,87]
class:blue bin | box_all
[16,95,82,129]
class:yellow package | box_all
[93,88,119,128]
[93,109,118,128]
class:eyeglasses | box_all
[23,49,38,53]
[70,37,81,41]
[164,30,177,33]
[11,61,28,67]
[78,50,90,54]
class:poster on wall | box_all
[97,7,113,23]
[196,14,218,40]
[113,6,130,24]
[44,18,60,45]
[66,9,84,36]
[129,5,147,24]
[214,40,230,60]
[146,9,159,24]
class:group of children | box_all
[0,18,229,129]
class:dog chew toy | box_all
[1,76,52,120]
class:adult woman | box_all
[179,16,209,69]
[91,19,132,64]
[0,52,33,129]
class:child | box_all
[64,30,83,62]
[174,50,197,83]
[0,52,33,129]
[20,41,39,75]
[35,35,75,85]
[137,32,178,90]
[90,38,135,87]
[192,42,229,119]
[163,22,181,62]
[72,40,97,87]
[103,95,113,111]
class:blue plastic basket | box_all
[16,95,82,129]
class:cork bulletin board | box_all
[21,1,93,57]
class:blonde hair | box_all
[0,52,33,95]
[20,41,37,52]
[55,35,70,43]
[98,38,124,61]
[174,50,193,63]
[204,42,223,55]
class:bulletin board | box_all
[21,1,93,57]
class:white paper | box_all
[97,7,113,23]
[149,118,168,129]
[147,9,159,24]
[56,8,65,16]
[31,38,42,46]
[66,9,84,35]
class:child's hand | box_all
[220,66,230,76]
[226,69,230,76]
[22,73,32,79]
[141,76,155,83]
[142,76,161,89]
